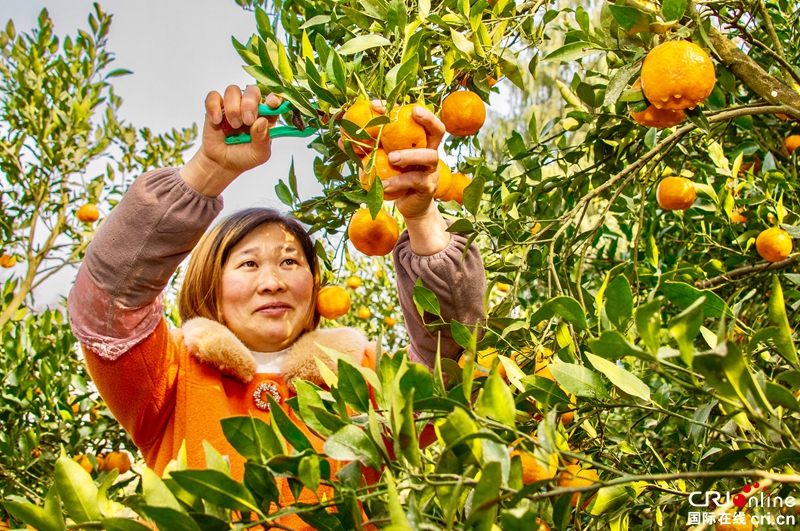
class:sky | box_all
[1,0,321,307]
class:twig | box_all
[695,255,798,288]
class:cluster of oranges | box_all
[315,274,398,324]
[630,40,716,130]
[71,450,131,475]
[341,92,486,258]
[511,448,600,509]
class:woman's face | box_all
[220,223,314,352]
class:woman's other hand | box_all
[180,85,282,197]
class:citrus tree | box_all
[6,0,800,530]
[1,5,195,523]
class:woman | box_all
[67,85,486,518]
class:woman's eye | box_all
[281,258,297,266]
[242,260,257,268]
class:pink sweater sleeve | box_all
[392,229,487,368]
[67,168,223,360]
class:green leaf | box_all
[661,0,687,21]
[466,461,503,531]
[54,456,101,524]
[662,281,733,319]
[543,42,596,63]
[546,296,589,330]
[138,506,202,531]
[768,276,799,365]
[765,382,800,413]
[450,28,475,56]
[275,179,293,206]
[169,470,259,512]
[324,425,381,469]
[397,388,422,468]
[385,470,413,530]
[668,297,704,367]
[635,297,663,354]
[766,449,800,469]
[451,320,476,351]
[604,61,640,106]
[244,462,280,510]
[605,275,633,331]
[413,279,442,318]
[367,172,384,217]
[548,363,609,398]
[588,330,651,361]
[586,353,650,401]
[142,467,185,512]
[462,173,485,215]
[438,407,482,465]
[475,370,517,428]
[294,381,333,437]
[587,485,632,515]
[339,35,392,55]
[518,375,571,407]
[337,360,370,412]
[267,394,313,452]
[202,441,230,475]
[607,5,649,32]
[3,495,66,531]
[221,416,283,462]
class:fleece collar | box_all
[179,317,367,387]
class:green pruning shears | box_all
[222,101,319,144]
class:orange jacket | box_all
[83,316,376,529]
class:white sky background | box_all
[0,0,320,308]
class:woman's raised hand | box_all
[180,85,282,197]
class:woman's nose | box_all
[256,266,286,292]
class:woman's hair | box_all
[178,208,321,333]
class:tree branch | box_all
[696,255,798,289]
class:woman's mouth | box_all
[255,302,292,316]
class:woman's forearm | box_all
[402,203,451,256]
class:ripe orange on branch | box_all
[72,454,93,474]
[316,286,351,319]
[99,451,131,474]
[631,105,686,128]
[77,203,100,223]
[359,148,405,200]
[357,307,371,319]
[441,91,486,136]
[641,40,716,110]
[657,176,696,210]
[435,160,453,199]
[714,511,753,531]
[348,208,399,256]
[346,275,362,289]
[439,172,471,205]
[756,227,793,262]
[557,464,600,506]
[342,100,380,154]
[381,105,427,153]
[511,449,557,485]
[0,254,16,268]
[785,134,800,155]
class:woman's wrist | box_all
[403,203,450,256]
[179,149,239,198]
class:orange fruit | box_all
[384,316,397,327]
[31,446,42,459]
[497,282,509,292]
[359,148,405,200]
[72,454,93,474]
[100,451,131,474]
[348,208,400,256]
[441,91,486,136]
[557,464,599,506]
[316,286,351,319]
[0,254,16,268]
[342,101,380,154]
[657,176,696,210]
[357,307,371,319]
[730,210,747,223]
[641,40,716,111]
[460,73,498,88]
[439,172,471,204]
[534,519,551,531]
[476,348,506,378]
[756,227,793,262]
[714,511,753,531]
[785,134,800,155]
[346,275,362,289]
[76,203,100,223]
[631,105,686,129]
[511,449,557,484]
[380,105,428,153]
[533,346,555,381]
[435,160,453,199]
